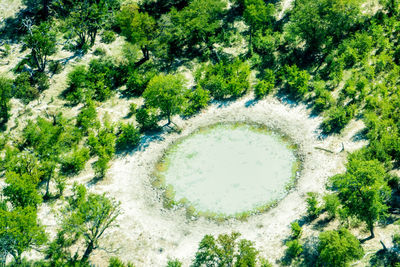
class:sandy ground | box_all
[76,93,368,266]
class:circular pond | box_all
[156,123,298,216]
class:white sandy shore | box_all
[85,93,366,266]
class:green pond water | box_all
[158,124,297,216]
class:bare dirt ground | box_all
[77,93,368,266]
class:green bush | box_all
[317,228,363,267]
[60,147,90,175]
[13,73,39,104]
[254,69,275,99]
[108,256,135,267]
[197,59,250,99]
[93,47,107,56]
[321,105,355,134]
[101,30,116,44]
[166,259,182,267]
[49,60,63,74]
[129,102,137,116]
[116,123,141,151]
[64,58,118,104]
[184,86,210,116]
[93,154,111,178]
[281,65,310,99]
[313,81,334,112]
[126,68,156,96]
[76,101,98,134]
[285,239,303,259]
[323,194,340,219]
[290,221,302,239]
[306,192,321,219]
[136,107,159,132]
[31,72,50,92]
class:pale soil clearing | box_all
[77,93,368,266]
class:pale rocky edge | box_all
[61,94,367,266]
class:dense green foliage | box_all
[46,184,121,264]
[329,156,390,237]
[143,74,187,124]
[0,76,12,124]
[196,60,251,99]
[317,228,364,267]
[192,232,270,267]
[3,0,400,264]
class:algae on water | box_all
[158,123,297,216]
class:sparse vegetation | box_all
[1,0,400,265]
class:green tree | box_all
[76,100,98,134]
[242,0,275,54]
[135,107,159,131]
[116,123,141,151]
[3,171,42,209]
[47,184,121,263]
[254,69,275,99]
[286,0,362,55]
[329,157,390,237]
[306,192,321,219]
[118,2,157,66]
[197,60,251,99]
[0,206,47,265]
[60,147,90,175]
[184,86,210,116]
[0,76,12,124]
[65,0,118,50]
[143,74,187,125]
[281,64,310,98]
[23,0,53,20]
[192,232,260,267]
[317,228,364,267]
[24,22,57,72]
[162,0,227,59]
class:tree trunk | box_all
[369,224,375,239]
[135,46,150,67]
[80,241,94,263]
[42,0,49,20]
[167,114,171,125]
[249,27,253,56]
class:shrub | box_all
[60,147,90,175]
[313,81,334,113]
[285,239,303,259]
[281,65,310,99]
[93,154,111,178]
[116,123,141,151]
[64,58,118,104]
[13,73,39,104]
[49,60,63,74]
[126,68,156,96]
[317,228,363,267]
[101,30,116,44]
[290,221,302,239]
[321,106,354,134]
[198,59,251,99]
[76,101,98,134]
[0,76,12,123]
[254,69,275,99]
[108,257,135,267]
[306,192,321,219]
[184,86,210,116]
[166,259,182,267]
[65,65,88,104]
[323,194,340,219]
[136,107,159,132]
[129,102,137,116]
[93,47,107,56]
[31,71,50,92]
